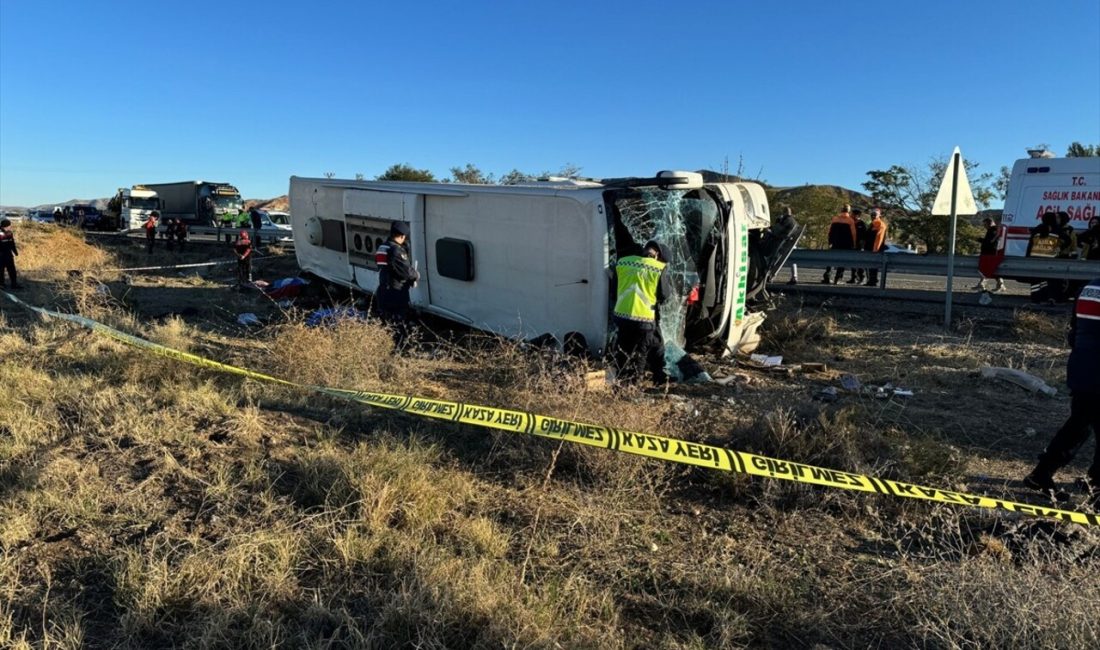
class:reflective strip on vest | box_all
[614,256,666,322]
[1030,235,1061,258]
[1078,282,1100,321]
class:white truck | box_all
[105,185,161,230]
[998,154,1100,257]
[289,171,800,363]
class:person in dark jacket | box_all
[250,207,264,243]
[1056,211,1078,257]
[234,231,253,285]
[847,209,868,284]
[375,220,420,346]
[1080,217,1100,261]
[172,219,188,252]
[822,204,856,284]
[1024,277,1100,504]
[612,240,673,386]
[0,219,20,290]
[972,217,1005,292]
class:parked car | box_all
[265,210,291,227]
[882,243,917,254]
[254,209,293,241]
[28,209,55,224]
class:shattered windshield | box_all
[612,188,722,378]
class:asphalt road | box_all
[773,264,1030,296]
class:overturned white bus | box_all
[289,171,800,365]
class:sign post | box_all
[931,146,977,331]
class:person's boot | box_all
[1023,467,1069,502]
[821,274,830,284]
[993,279,1005,293]
[971,280,985,291]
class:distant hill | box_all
[0,198,112,213]
[246,195,289,212]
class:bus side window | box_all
[436,238,474,281]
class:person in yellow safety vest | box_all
[612,240,673,386]
[1027,211,1065,303]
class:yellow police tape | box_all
[3,290,1096,527]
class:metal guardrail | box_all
[787,250,1100,282]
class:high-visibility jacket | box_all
[614,256,666,322]
[1029,233,1061,258]
[828,212,857,249]
[868,216,887,252]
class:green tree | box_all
[862,157,995,254]
[498,164,585,185]
[377,164,436,182]
[448,164,493,184]
[995,166,1011,200]
[1066,142,1099,157]
[499,169,534,185]
[767,185,861,249]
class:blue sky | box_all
[1,0,1098,206]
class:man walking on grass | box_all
[1024,277,1100,507]
[0,219,20,290]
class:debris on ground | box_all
[713,373,753,386]
[840,374,862,392]
[980,366,1058,397]
[749,353,783,367]
[584,370,608,391]
[675,353,712,383]
[236,312,261,327]
[305,306,369,328]
[813,386,839,402]
[266,276,310,300]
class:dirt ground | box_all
[5,224,1094,513]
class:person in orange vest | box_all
[143,211,159,254]
[822,204,857,284]
[234,230,253,285]
[864,208,888,286]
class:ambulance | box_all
[998,154,1100,257]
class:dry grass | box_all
[1013,309,1069,346]
[1,234,1098,648]
[758,302,836,359]
[9,222,112,279]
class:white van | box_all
[999,156,1100,256]
[289,172,800,360]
